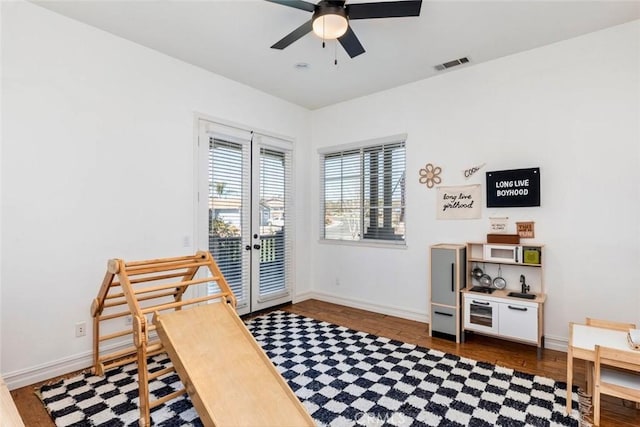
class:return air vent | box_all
[434,57,469,71]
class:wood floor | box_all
[10,299,640,426]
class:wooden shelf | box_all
[467,257,542,267]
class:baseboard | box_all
[304,291,429,323]
[4,298,569,390]
[296,292,570,353]
[3,351,94,390]
[292,291,314,304]
[3,340,131,390]
[543,334,569,352]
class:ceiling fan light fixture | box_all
[312,6,348,40]
[269,0,422,59]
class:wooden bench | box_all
[1,377,25,427]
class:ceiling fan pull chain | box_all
[334,40,338,66]
[322,17,326,48]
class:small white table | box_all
[566,323,639,414]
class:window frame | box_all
[319,134,407,247]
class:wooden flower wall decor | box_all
[419,163,442,188]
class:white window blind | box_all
[320,136,406,244]
[208,129,251,310]
[256,142,294,301]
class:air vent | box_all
[294,62,311,70]
[434,57,469,71]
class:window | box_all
[320,135,406,244]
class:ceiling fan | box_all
[266,0,423,59]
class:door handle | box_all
[245,245,252,251]
[451,263,455,292]
[434,311,453,317]
[253,244,261,250]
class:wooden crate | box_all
[487,234,520,244]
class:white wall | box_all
[2,0,639,389]
[0,1,4,373]
[0,1,310,386]
[309,20,640,346]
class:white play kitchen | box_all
[429,167,546,356]
[429,238,546,358]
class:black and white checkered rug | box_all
[39,310,580,426]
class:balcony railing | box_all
[208,231,285,298]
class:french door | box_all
[197,120,294,315]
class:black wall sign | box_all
[486,167,540,207]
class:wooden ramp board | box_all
[154,303,315,427]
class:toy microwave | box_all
[483,244,541,265]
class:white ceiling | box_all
[32,0,640,110]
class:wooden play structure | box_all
[91,251,314,427]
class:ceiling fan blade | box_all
[271,19,314,50]
[264,0,316,13]
[338,26,365,58]
[347,0,422,20]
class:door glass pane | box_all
[208,138,247,305]
[259,148,286,298]
[469,303,494,327]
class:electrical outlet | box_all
[125,315,133,326]
[182,235,191,247]
[75,321,86,337]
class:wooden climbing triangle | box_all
[91,250,313,427]
[91,251,236,426]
